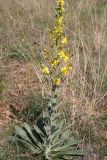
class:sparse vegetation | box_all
[0,0,107,160]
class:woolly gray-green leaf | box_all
[23,123,43,150]
[53,137,81,152]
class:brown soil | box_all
[0,59,41,141]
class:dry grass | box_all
[0,0,107,159]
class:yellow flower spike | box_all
[61,37,68,44]
[54,78,61,85]
[41,66,50,75]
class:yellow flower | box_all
[61,7,65,13]
[49,31,53,39]
[55,27,63,34]
[41,66,50,74]
[54,78,61,85]
[61,37,68,44]
[50,59,60,67]
[55,17,63,25]
[58,51,65,57]
[43,49,49,59]
[57,0,65,6]
[61,65,72,75]
[58,51,70,62]
[63,55,70,62]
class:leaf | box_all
[15,126,32,144]
[51,150,85,156]
[50,120,64,142]
[36,118,48,137]
[53,137,81,151]
[23,123,43,150]
[33,124,46,140]
[51,119,64,134]
[50,131,69,150]
[15,137,40,154]
[15,126,39,151]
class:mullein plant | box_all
[14,0,85,159]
